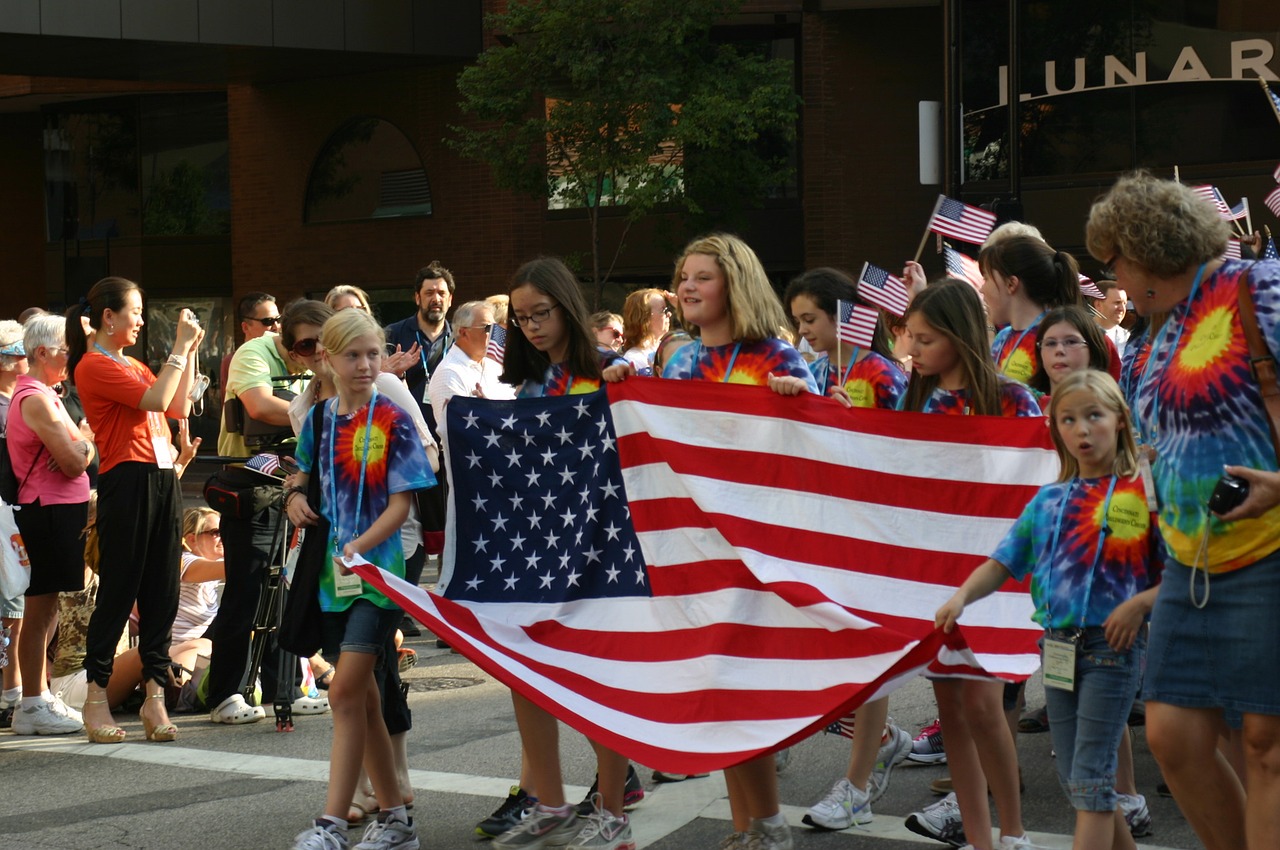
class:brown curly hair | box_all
[1085,171,1230,278]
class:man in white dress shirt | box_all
[1091,279,1129,358]
[427,301,515,444]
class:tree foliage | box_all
[450,0,799,304]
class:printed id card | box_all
[1043,636,1077,692]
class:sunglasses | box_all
[290,337,321,357]
[243,315,281,328]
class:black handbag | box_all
[278,404,328,657]
[203,464,280,520]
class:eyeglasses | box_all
[600,328,623,341]
[199,528,222,538]
[651,307,673,317]
[44,347,68,357]
[512,305,560,328]
[243,315,281,328]
[1039,337,1089,351]
[290,337,321,357]
[463,324,493,335]
[1100,255,1120,277]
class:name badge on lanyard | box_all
[1043,635,1077,691]
[149,412,174,469]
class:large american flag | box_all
[856,262,911,317]
[943,244,984,293]
[836,300,878,348]
[353,381,1055,772]
[926,195,996,246]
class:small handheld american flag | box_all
[856,262,910,317]
[486,323,507,365]
[836,299,878,349]
[926,195,996,246]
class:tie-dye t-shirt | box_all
[662,337,817,390]
[992,474,1155,628]
[991,321,1043,385]
[917,379,1042,418]
[808,352,908,409]
[517,348,624,398]
[295,393,435,612]
[1117,326,1151,412]
[1133,259,1280,573]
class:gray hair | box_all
[24,313,66,357]
[452,300,491,328]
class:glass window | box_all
[304,118,432,223]
[140,95,231,236]
[44,107,140,241]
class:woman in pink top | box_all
[6,313,94,737]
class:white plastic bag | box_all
[0,501,30,599]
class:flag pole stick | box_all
[1261,78,1280,126]
[1174,165,1181,183]
[1244,197,1253,238]
[914,196,944,264]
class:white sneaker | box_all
[12,699,83,735]
[802,778,872,830]
[998,835,1032,849]
[49,695,83,724]
[868,721,913,802]
[745,818,793,850]
[210,694,266,724]
[281,695,330,715]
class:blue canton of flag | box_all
[442,391,651,604]
[1264,236,1278,260]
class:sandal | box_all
[83,698,126,744]
[1018,705,1050,734]
[141,693,178,742]
[314,667,335,691]
[348,788,379,825]
[397,648,418,674]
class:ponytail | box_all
[981,236,1081,310]
[66,276,142,380]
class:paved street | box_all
[1,557,1201,849]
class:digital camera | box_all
[1207,473,1249,515]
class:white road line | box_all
[0,738,1183,850]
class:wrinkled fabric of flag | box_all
[353,379,1058,772]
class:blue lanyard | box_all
[415,327,451,380]
[692,340,742,383]
[838,347,862,389]
[1046,475,1118,624]
[326,388,378,548]
[1136,262,1208,445]
[998,312,1045,375]
[93,342,127,367]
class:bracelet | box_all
[166,354,188,371]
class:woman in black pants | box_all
[69,277,202,743]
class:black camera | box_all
[1208,473,1249,515]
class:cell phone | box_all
[278,456,300,476]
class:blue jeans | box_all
[1043,627,1144,812]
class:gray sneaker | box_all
[293,822,349,850]
[803,778,872,830]
[745,818,794,850]
[565,806,634,850]
[492,805,579,849]
[12,699,83,735]
[868,721,913,802]
[904,792,966,847]
[353,815,418,850]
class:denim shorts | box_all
[1,589,23,618]
[1144,551,1280,719]
[321,599,401,659]
[1044,627,1144,812]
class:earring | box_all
[1145,289,1155,299]
[107,324,114,333]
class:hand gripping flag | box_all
[351,381,1056,773]
[926,195,997,246]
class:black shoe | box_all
[575,764,644,816]
[475,785,534,838]
[400,616,422,637]
[0,705,12,729]
[434,637,450,649]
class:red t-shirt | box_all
[75,352,168,474]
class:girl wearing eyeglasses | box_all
[488,257,635,850]
[1029,306,1111,403]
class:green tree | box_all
[450,0,799,305]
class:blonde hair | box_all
[485,294,509,326]
[181,507,219,553]
[325,284,372,313]
[673,234,788,343]
[1086,171,1230,278]
[321,307,385,361]
[981,220,1043,250]
[1048,371,1140,483]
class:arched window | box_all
[304,117,432,222]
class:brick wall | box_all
[800,7,946,277]
[227,64,544,314]
[0,112,47,319]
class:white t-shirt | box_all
[175,551,219,642]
